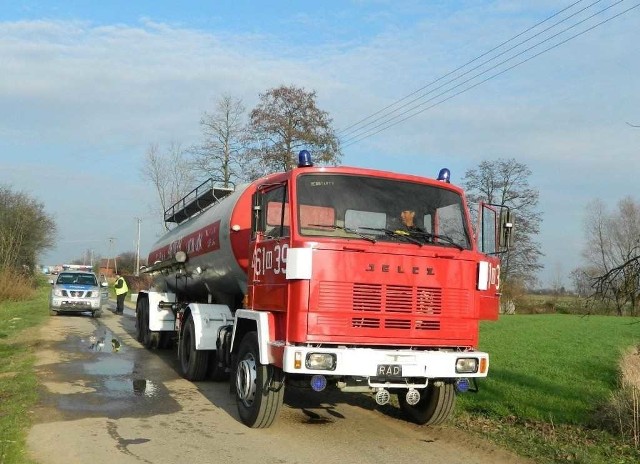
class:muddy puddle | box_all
[41,323,182,419]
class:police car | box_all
[49,270,107,317]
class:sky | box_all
[0,1,638,288]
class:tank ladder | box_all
[164,179,234,224]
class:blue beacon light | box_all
[298,150,313,167]
[455,378,470,393]
[437,168,451,183]
[310,374,327,392]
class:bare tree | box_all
[248,85,341,172]
[462,158,543,290]
[140,142,197,229]
[0,185,56,272]
[580,197,640,315]
[190,95,254,188]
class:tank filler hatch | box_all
[164,178,234,224]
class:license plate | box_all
[377,364,402,376]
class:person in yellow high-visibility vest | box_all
[114,272,129,315]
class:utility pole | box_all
[106,237,116,275]
[135,218,141,276]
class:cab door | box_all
[477,202,501,320]
[247,183,290,312]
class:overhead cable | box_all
[339,1,638,148]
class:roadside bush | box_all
[0,268,34,302]
[594,345,640,448]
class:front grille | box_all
[353,284,382,312]
[316,281,472,335]
[63,290,88,298]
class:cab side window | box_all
[263,185,289,238]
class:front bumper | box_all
[50,298,102,312]
[282,345,489,380]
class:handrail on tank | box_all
[141,251,188,275]
[164,178,234,224]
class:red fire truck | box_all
[136,151,511,428]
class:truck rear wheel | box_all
[179,315,209,381]
[397,381,456,425]
[235,331,284,428]
[135,298,147,343]
[136,297,161,349]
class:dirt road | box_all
[27,303,535,464]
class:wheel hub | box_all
[236,356,257,405]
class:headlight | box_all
[53,288,64,297]
[305,353,336,371]
[455,357,479,374]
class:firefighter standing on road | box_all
[114,272,129,315]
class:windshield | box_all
[56,273,98,286]
[295,174,471,249]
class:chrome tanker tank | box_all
[145,180,257,308]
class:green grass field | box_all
[457,314,640,463]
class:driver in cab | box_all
[398,210,423,233]
[394,209,430,244]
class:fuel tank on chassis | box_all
[146,183,254,306]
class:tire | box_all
[235,331,284,428]
[179,315,209,381]
[135,298,147,343]
[92,310,102,318]
[49,309,57,316]
[397,381,456,425]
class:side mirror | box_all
[499,210,514,249]
[49,279,54,285]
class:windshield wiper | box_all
[307,224,377,243]
[361,227,465,250]
[409,230,465,250]
[359,227,424,246]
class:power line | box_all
[339,0,611,144]
[340,0,632,146]
[338,0,594,139]
[339,1,639,148]
[343,1,633,147]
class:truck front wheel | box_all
[179,315,209,381]
[397,381,456,425]
[235,331,284,428]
